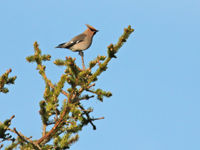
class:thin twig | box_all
[9,115,15,121]
[79,95,94,101]
[79,51,85,70]
[91,117,104,121]
[6,68,12,74]
[42,124,46,136]
[86,89,96,94]
[13,128,41,150]
[87,83,95,89]
[79,105,96,130]
[38,65,69,97]
[80,108,93,113]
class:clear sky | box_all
[1,0,200,150]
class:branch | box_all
[78,95,94,101]
[36,99,70,145]
[38,65,69,98]
[8,115,15,122]
[0,69,16,93]
[79,51,85,70]
[88,25,134,83]
[13,128,41,150]
[91,117,104,121]
[79,105,97,130]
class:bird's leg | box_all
[79,51,85,70]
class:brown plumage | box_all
[56,24,98,52]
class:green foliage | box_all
[0,115,15,148]
[0,25,134,149]
[0,120,10,138]
[89,55,106,69]
[0,69,16,93]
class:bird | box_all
[55,24,98,53]
[56,24,98,70]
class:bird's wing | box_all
[63,34,87,48]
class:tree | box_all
[0,25,134,150]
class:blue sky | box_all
[1,0,200,149]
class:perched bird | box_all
[55,24,98,53]
[56,24,98,70]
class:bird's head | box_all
[86,24,98,35]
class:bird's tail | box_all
[55,43,65,48]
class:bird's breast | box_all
[71,37,93,51]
